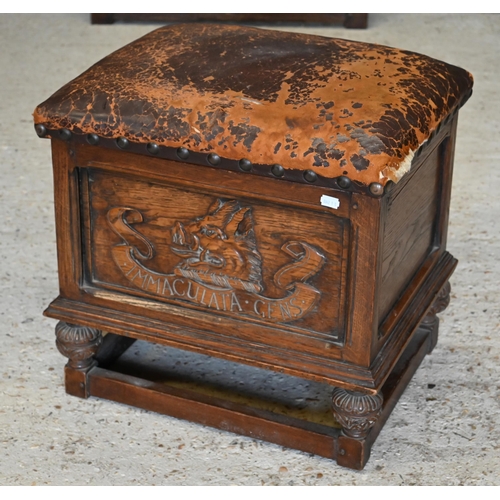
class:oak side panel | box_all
[378,139,443,323]
[372,118,458,366]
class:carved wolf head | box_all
[170,199,263,292]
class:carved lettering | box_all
[254,299,265,318]
[267,301,275,319]
[145,275,161,294]
[279,302,292,321]
[162,277,174,296]
[186,281,198,300]
[288,297,303,317]
[172,279,186,297]
[198,289,206,305]
[107,200,326,324]
[125,265,138,277]
[208,292,220,310]
[230,293,242,312]
[129,268,149,289]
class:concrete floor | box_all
[0,14,499,485]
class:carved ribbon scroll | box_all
[107,200,325,324]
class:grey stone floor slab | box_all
[0,13,499,485]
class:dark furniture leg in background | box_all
[90,13,368,28]
[419,281,452,354]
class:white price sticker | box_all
[320,195,340,210]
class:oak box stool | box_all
[34,25,473,470]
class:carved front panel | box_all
[84,168,349,341]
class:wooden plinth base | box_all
[62,325,432,470]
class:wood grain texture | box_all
[85,167,348,338]
[378,141,441,321]
[88,366,339,459]
[376,117,458,343]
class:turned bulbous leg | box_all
[55,321,102,370]
[421,281,451,353]
[331,388,383,439]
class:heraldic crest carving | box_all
[107,199,325,324]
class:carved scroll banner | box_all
[107,201,325,324]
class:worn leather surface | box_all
[33,24,473,185]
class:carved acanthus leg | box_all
[55,321,102,397]
[420,281,451,353]
[331,388,383,439]
[55,321,102,369]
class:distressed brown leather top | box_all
[33,24,473,186]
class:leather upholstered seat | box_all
[34,24,473,187]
